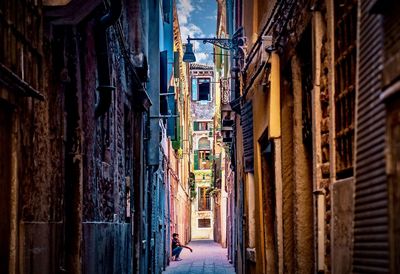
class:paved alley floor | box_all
[163,240,235,274]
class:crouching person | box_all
[171,233,193,261]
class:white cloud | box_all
[195,52,209,63]
[206,15,217,20]
[177,0,194,25]
[193,3,204,12]
[177,0,213,65]
[180,23,203,40]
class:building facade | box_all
[189,63,216,240]
[219,0,400,273]
[0,0,178,273]
[167,3,192,257]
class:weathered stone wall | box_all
[318,3,332,271]
[16,23,66,273]
[291,55,314,274]
[280,69,295,274]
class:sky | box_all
[177,0,217,65]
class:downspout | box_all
[94,0,122,118]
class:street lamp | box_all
[183,40,196,63]
[182,35,240,63]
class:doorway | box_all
[260,138,278,274]
[0,101,13,273]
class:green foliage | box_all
[190,189,197,200]
[189,175,196,200]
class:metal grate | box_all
[334,0,357,178]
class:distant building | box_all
[189,63,215,239]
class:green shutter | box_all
[194,150,199,170]
[172,116,181,150]
[193,121,199,131]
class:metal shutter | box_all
[353,1,389,272]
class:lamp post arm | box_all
[187,36,236,50]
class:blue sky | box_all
[177,0,217,65]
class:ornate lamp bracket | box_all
[187,36,238,51]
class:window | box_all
[198,187,211,211]
[198,78,211,101]
[198,218,211,228]
[334,0,357,178]
[193,121,209,131]
[199,150,211,169]
[198,137,211,150]
[194,150,212,170]
[191,78,211,101]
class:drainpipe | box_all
[94,0,122,118]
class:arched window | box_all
[198,137,210,150]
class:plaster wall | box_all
[280,71,295,274]
[291,56,314,274]
[331,178,354,274]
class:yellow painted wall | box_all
[246,51,281,274]
[251,79,269,274]
[269,53,281,139]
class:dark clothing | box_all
[171,238,179,250]
[171,238,182,259]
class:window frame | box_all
[334,0,357,179]
[198,186,211,211]
[198,150,212,170]
[191,77,212,101]
[198,218,211,228]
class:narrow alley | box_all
[163,240,235,274]
[1,0,400,273]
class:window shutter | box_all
[160,51,168,94]
[194,150,199,170]
[172,117,181,150]
[191,78,198,101]
[353,1,389,272]
[241,101,254,172]
[193,121,199,131]
[160,51,168,115]
[166,86,176,139]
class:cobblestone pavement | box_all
[163,240,235,274]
